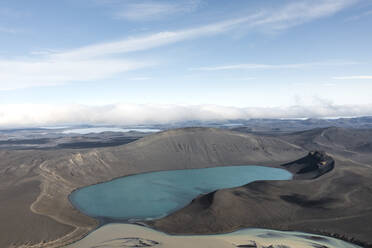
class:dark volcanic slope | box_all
[0,150,77,248]
[279,127,372,164]
[283,151,334,179]
[151,131,372,247]
[0,128,305,248]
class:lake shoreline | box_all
[67,162,366,248]
[69,165,292,220]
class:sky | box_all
[0,0,372,126]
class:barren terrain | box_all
[0,127,371,247]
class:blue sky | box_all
[0,0,372,126]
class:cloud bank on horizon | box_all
[1,103,372,127]
[0,0,372,124]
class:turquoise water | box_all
[70,166,292,220]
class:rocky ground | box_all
[0,127,371,247]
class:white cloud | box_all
[333,75,372,80]
[0,0,357,91]
[51,15,263,61]
[114,1,202,21]
[128,77,152,81]
[0,27,21,34]
[2,16,251,90]
[346,9,372,21]
[250,0,357,30]
[191,61,357,71]
[0,14,263,91]
[0,7,25,34]
[109,0,354,25]
[53,0,356,61]
[0,7,24,18]
[0,59,150,90]
[0,103,372,127]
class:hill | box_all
[150,129,372,247]
[0,128,305,248]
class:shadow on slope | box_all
[150,150,372,247]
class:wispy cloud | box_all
[0,7,24,18]
[345,9,372,21]
[51,14,263,60]
[107,0,354,25]
[2,15,255,90]
[114,0,202,21]
[249,0,358,31]
[0,27,20,34]
[233,77,257,81]
[0,0,357,91]
[0,14,257,91]
[0,7,26,34]
[333,75,372,80]
[54,0,356,60]
[0,59,150,91]
[191,61,357,71]
[128,77,152,81]
[0,102,371,127]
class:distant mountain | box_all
[2,116,372,150]
[278,127,372,164]
[279,127,372,152]
[230,116,372,133]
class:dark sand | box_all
[0,180,73,248]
